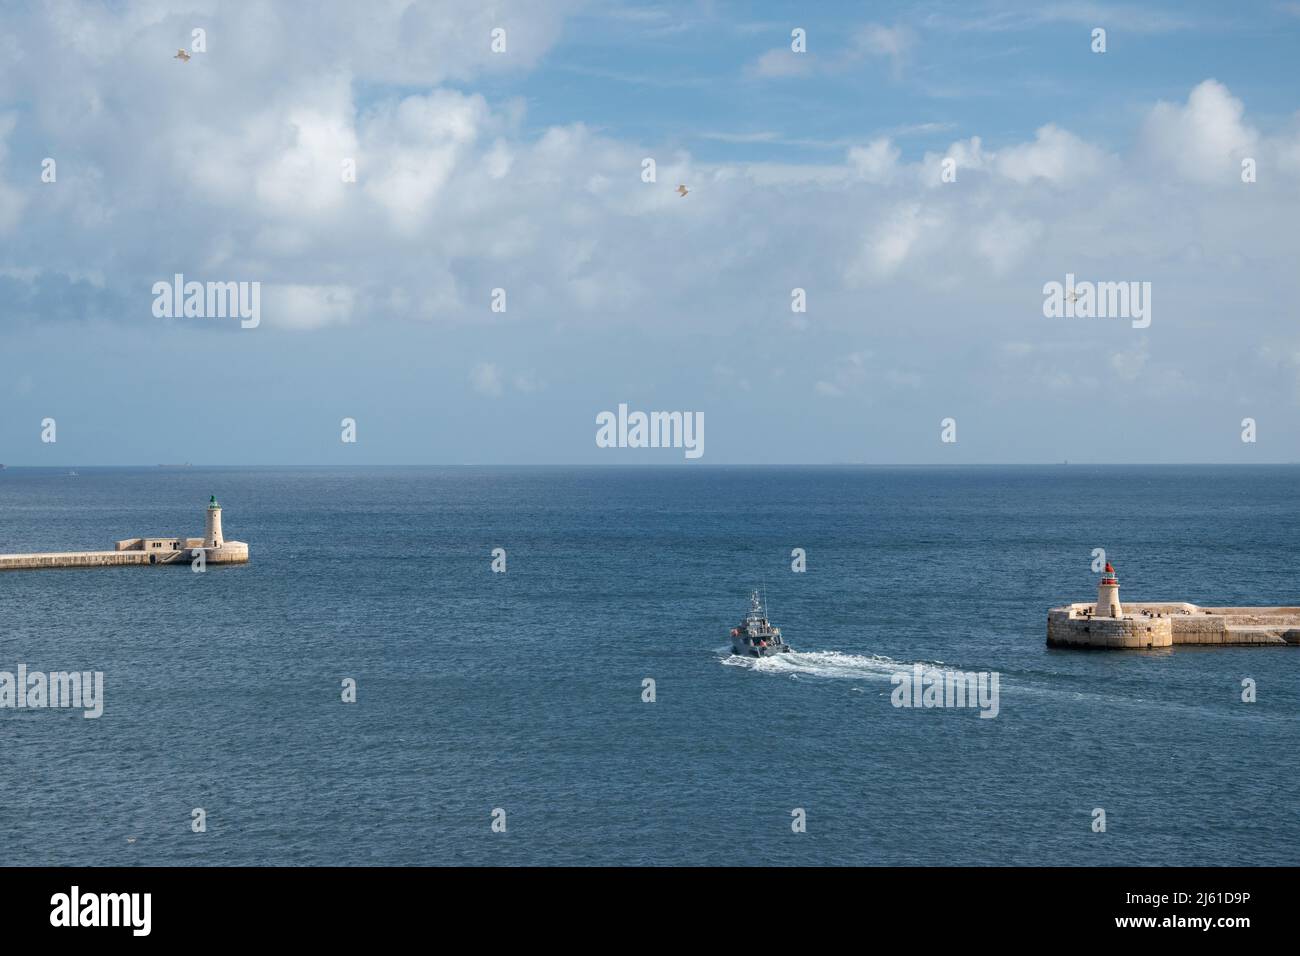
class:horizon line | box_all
[1,462,1298,469]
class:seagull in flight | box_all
[174,48,191,62]
[676,184,689,197]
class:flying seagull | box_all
[174,48,191,62]
[676,184,689,197]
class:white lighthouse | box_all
[205,495,224,549]
[1097,561,1122,618]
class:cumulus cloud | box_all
[848,138,901,183]
[919,127,1110,187]
[179,76,360,217]
[0,0,1297,436]
[0,46,1289,365]
[1140,79,1259,183]
[995,123,1109,183]
[976,213,1044,274]
[361,90,487,232]
[846,203,944,284]
[938,136,989,176]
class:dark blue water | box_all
[1,466,1296,865]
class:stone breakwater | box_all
[1047,603,1300,649]
[1,550,166,570]
[0,543,248,571]
[0,496,249,571]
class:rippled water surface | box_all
[1,465,1296,865]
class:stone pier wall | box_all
[1170,614,1228,644]
[0,543,248,571]
[1048,602,1300,649]
[1047,608,1173,648]
[0,551,153,571]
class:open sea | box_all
[1,465,1296,866]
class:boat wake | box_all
[719,648,920,681]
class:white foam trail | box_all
[720,649,918,680]
[719,648,1297,724]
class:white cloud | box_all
[920,136,987,187]
[995,123,1108,183]
[256,103,360,216]
[1,12,1296,430]
[944,135,988,173]
[1140,79,1259,183]
[977,213,1044,274]
[748,22,914,80]
[846,203,943,283]
[361,90,487,233]
[262,284,355,330]
[848,138,900,183]
[921,127,1110,187]
[856,24,913,58]
[748,48,815,78]
[854,24,915,77]
[1276,129,1300,175]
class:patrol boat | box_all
[730,590,792,657]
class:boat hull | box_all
[730,640,793,658]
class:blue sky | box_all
[2,0,1299,464]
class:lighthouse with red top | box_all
[1097,562,1123,618]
